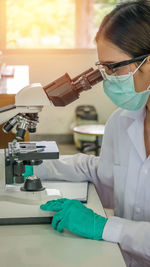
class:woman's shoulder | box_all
[106,108,123,126]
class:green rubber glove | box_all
[40,198,108,240]
[24,165,33,179]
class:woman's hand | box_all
[40,198,108,240]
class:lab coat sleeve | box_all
[34,112,114,185]
[103,216,150,262]
[34,114,115,208]
[34,153,100,183]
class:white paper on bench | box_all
[42,181,88,202]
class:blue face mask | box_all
[102,58,150,110]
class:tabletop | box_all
[73,124,105,136]
[0,184,125,267]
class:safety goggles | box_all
[95,54,150,79]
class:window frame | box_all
[0,0,6,50]
[0,0,119,54]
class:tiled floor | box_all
[58,143,95,155]
[58,144,78,155]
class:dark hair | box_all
[95,0,150,58]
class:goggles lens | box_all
[95,55,148,80]
[97,64,131,80]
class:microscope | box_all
[0,67,103,224]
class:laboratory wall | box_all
[3,50,116,134]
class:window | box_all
[0,0,119,50]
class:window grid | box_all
[0,0,119,52]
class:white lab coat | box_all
[34,107,150,267]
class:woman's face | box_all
[97,36,150,93]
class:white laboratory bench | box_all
[0,184,126,267]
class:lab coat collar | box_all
[120,107,146,121]
[120,107,146,161]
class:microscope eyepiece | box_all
[43,68,103,106]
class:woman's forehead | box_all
[97,37,131,63]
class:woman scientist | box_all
[35,0,150,266]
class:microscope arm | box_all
[0,83,50,139]
[0,68,103,139]
[0,83,51,124]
